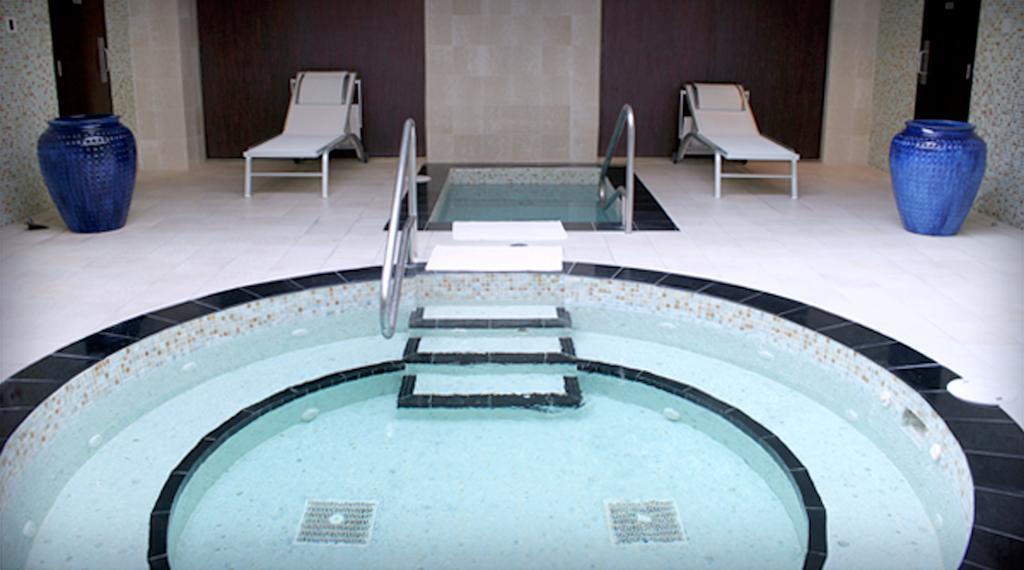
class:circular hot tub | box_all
[1,264,1019,569]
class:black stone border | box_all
[0,267,378,449]
[389,163,678,232]
[145,360,405,569]
[562,262,1024,569]
[149,356,820,568]
[575,359,827,569]
[397,374,583,410]
[402,336,577,365]
[1,262,1020,567]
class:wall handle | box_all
[97,37,109,83]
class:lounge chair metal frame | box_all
[243,71,368,199]
[673,83,799,199]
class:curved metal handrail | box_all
[380,119,418,338]
[598,104,635,233]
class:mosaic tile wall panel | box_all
[970,0,1024,228]
[105,0,137,134]
[867,0,1023,229]
[0,0,137,227]
[866,0,923,172]
[446,166,600,185]
[0,0,58,226]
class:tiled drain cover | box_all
[296,500,376,545]
[606,500,685,545]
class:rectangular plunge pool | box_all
[431,167,619,225]
[398,164,677,231]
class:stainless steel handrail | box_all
[598,104,635,234]
[380,118,418,338]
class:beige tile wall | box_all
[821,0,880,164]
[177,0,205,167]
[128,0,204,171]
[424,0,601,163]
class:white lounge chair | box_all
[243,71,367,198]
[673,83,799,199]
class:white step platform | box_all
[452,221,568,242]
[425,245,563,272]
[421,305,559,320]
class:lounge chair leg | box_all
[672,140,684,163]
[790,159,798,199]
[351,135,368,163]
[321,153,329,198]
[673,133,695,164]
[714,152,722,199]
[244,156,252,198]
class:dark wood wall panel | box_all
[600,0,831,158]
[197,0,425,158]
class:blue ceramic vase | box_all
[889,119,986,236]
[37,114,137,233]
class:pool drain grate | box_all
[295,500,376,545]
[606,500,685,545]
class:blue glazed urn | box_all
[37,114,137,233]
[889,120,986,236]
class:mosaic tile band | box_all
[446,167,602,185]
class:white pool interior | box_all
[0,272,973,569]
[428,167,623,225]
[170,373,805,569]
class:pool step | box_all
[452,221,568,242]
[409,306,572,330]
[417,334,565,352]
[404,336,576,365]
[398,373,582,409]
[400,303,580,410]
[425,244,563,272]
[423,305,560,320]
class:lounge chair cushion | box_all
[692,110,759,136]
[704,134,798,160]
[284,105,354,136]
[244,134,347,158]
[297,72,349,105]
[693,83,745,111]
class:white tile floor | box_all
[1,157,1021,424]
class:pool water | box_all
[5,270,969,570]
[170,375,805,569]
[430,183,622,224]
[15,314,951,569]
[427,167,622,224]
